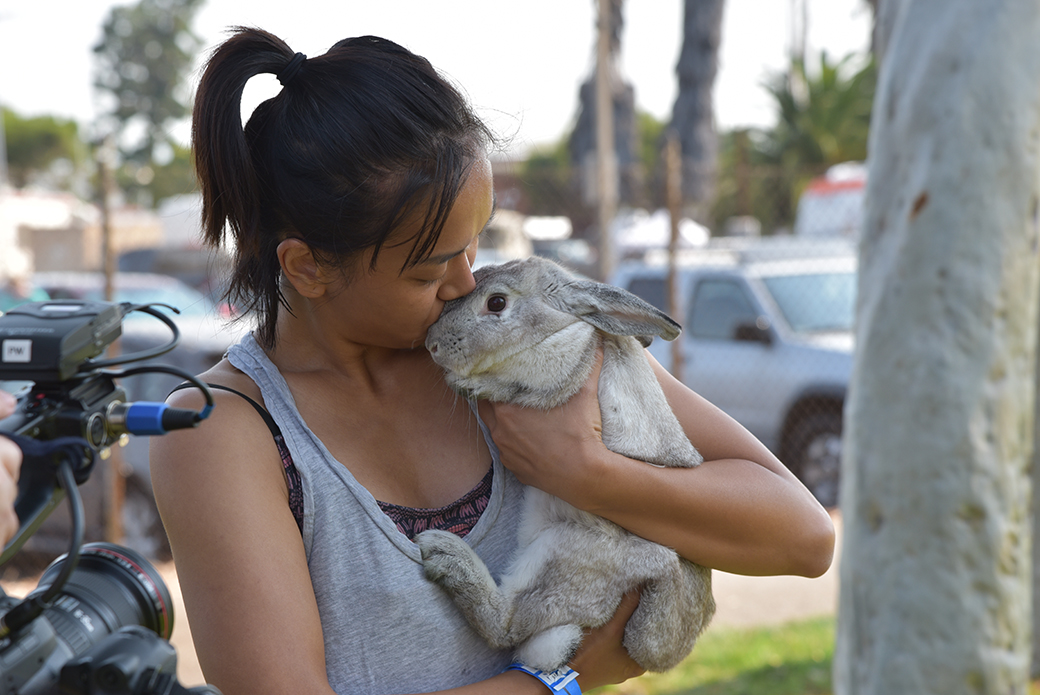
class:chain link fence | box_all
[0,159,859,575]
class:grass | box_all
[588,617,1040,695]
[590,617,835,695]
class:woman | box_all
[0,390,22,546]
[151,27,834,695]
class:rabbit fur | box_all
[417,255,715,673]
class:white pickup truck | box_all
[611,237,857,508]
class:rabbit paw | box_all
[515,624,584,672]
[415,529,492,594]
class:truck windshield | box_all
[762,272,855,333]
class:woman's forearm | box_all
[487,407,835,577]
[576,447,835,577]
[479,351,835,578]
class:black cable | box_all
[0,460,85,636]
[79,303,182,371]
[112,364,216,419]
[37,461,84,604]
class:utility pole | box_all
[99,137,117,303]
[97,136,125,545]
[665,131,684,382]
[595,0,619,283]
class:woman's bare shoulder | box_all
[153,357,282,483]
[165,357,264,408]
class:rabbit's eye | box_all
[486,295,507,313]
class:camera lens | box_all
[28,542,174,656]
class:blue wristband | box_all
[507,663,582,695]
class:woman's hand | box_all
[459,589,645,695]
[476,350,606,497]
[570,589,645,690]
[0,390,23,546]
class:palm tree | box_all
[760,52,876,171]
[670,0,726,220]
[717,52,876,233]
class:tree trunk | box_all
[835,1,1040,693]
[595,0,619,284]
[670,0,724,222]
[570,0,640,213]
[1034,290,1040,678]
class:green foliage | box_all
[147,142,197,201]
[712,52,876,235]
[638,112,667,175]
[2,107,86,189]
[710,129,795,235]
[590,617,835,695]
[92,0,203,206]
[111,141,197,203]
[515,53,874,239]
[637,111,668,209]
[517,110,667,218]
[760,53,876,169]
[518,139,580,217]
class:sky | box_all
[0,0,872,158]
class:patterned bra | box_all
[180,384,492,540]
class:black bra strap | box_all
[169,381,305,535]
[169,382,282,438]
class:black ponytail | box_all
[191,27,494,348]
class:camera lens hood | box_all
[34,542,174,641]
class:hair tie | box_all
[277,52,307,87]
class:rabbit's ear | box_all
[548,279,682,341]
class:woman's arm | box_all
[478,351,835,578]
[152,380,645,695]
[151,387,337,695]
[0,390,22,545]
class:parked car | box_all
[118,246,233,296]
[32,271,246,358]
[3,272,251,566]
[611,237,857,507]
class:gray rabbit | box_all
[417,255,714,673]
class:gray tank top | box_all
[226,334,526,694]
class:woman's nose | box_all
[438,253,476,301]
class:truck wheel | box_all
[788,412,843,508]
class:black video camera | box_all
[0,299,221,695]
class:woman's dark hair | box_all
[192,26,494,347]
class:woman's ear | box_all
[277,239,327,298]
